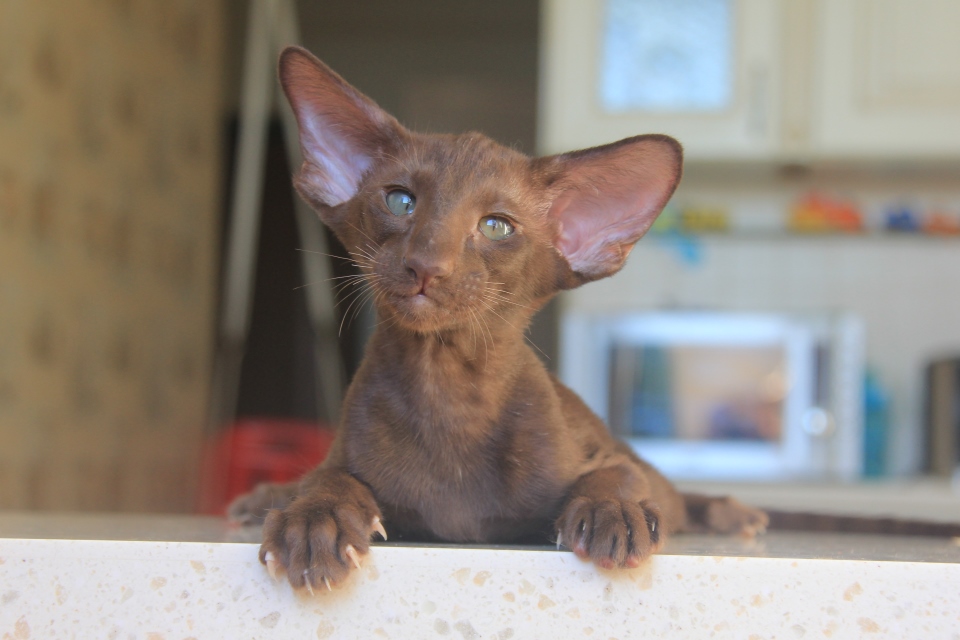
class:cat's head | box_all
[280,47,681,334]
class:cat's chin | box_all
[379,294,468,334]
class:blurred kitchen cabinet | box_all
[539,0,783,159]
[810,0,960,158]
[540,0,960,161]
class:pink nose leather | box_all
[404,255,453,293]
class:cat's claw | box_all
[556,531,563,550]
[303,572,315,595]
[265,551,280,581]
[372,517,388,541]
[323,576,332,591]
[345,544,362,570]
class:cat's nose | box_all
[403,255,453,293]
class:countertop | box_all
[2,511,960,563]
[1,512,959,638]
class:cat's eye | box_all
[385,189,416,216]
[479,216,515,241]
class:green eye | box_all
[479,216,514,240]
[385,189,415,216]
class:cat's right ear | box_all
[279,47,405,214]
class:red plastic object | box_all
[198,418,335,515]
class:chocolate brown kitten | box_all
[230,46,767,591]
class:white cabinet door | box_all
[812,0,960,158]
[539,0,783,159]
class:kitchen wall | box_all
[563,169,960,475]
[0,0,224,511]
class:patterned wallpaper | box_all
[0,0,224,511]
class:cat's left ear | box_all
[538,135,682,286]
[279,46,406,211]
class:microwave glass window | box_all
[609,345,787,442]
[600,0,733,112]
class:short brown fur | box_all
[230,47,767,590]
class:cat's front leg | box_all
[681,492,768,536]
[556,465,663,569]
[258,468,385,591]
[227,481,299,526]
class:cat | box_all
[228,46,768,592]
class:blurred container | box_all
[884,205,922,233]
[680,206,730,234]
[922,211,960,236]
[788,193,863,234]
[862,370,890,478]
[925,357,960,478]
[198,418,335,515]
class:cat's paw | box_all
[556,497,661,569]
[259,484,384,592]
[705,496,769,537]
[227,481,299,526]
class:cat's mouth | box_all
[374,267,490,332]
[380,285,468,332]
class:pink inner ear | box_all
[549,136,682,278]
[280,48,400,207]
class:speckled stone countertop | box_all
[1,513,959,638]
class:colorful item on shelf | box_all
[679,206,730,233]
[649,205,703,265]
[885,206,922,233]
[649,204,682,234]
[862,370,890,478]
[922,211,960,236]
[787,193,863,234]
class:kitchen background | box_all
[1,0,958,513]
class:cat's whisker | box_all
[333,279,373,312]
[349,283,381,326]
[333,273,381,295]
[467,307,487,365]
[466,309,478,358]
[379,150,414,175]
[338,282,374,337]
[484,292,533,311]
[472,305,495,367]
[478,299,550,361]
[333,278,370,297]
[295,272,374,292]
[349,247,377,264]
[326,273,377,281]
[346,256,375,271]
[294,248,362,263]
[345,220,379,247]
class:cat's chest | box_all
[346,401,567,541]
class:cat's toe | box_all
[706,496,769,537]
[557,497,661,569]
[258,491,383,591]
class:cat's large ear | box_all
[279,46,406,210]
[538,135,682,286]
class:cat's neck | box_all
[361,316,541,451]
[372,313,534,375]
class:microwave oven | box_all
[560,312,865,480]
